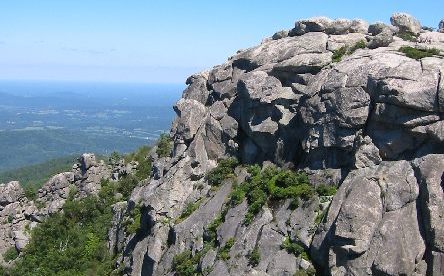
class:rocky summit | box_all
[2,13,444,276]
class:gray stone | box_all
[0,181,23,206]
[273,52,332,74]
[333,169,383,255]
[368,30,394,49]
[266,250,298,275]
[325,19,353,35]
[290,17,333,36]
[80,153,96,171]
[12,230,29,251]
[200,248,217,272]
[353,134,382,169]
[439,20,444,32]
[108,201,128,255]
[368,22,394,35]
[390,13,422,35]
[412,155,444,252]
[173,98,207,142]
[349,19,369,34]
[183,72,210,104]
[327,33,367,51]
[371,202,425,276]
[234,32,328,68]
[430,251,444,276]
[272,30,288,40]
[208,260,229,276]
[372,103,440,127]
[368,67,440,112]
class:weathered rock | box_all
[12,231,29,251]
[273,52,332,74]
[412,155,444,252]
[290,17,333,36]
[390,12,422,35]
[108,201,128,255]
[0,181,23,206]
[430,251,444,275]
[353,134,382,168]
[183,72,210,104]
[80,153,96,171]
[173,98,207,142]
[439,20,444,33]
[368,30,394,49]
[327,33,367,51]
[235,32,328,69]
[368,22,395,36]
[114,14,444,276]
[272,30,288,40]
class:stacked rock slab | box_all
[117,13,444,276]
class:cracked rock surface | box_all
[115,13,444,276]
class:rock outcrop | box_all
[111,12,444,276]
[0,153,128,265]
[3,12,443,276]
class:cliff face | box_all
[115,13,444,276]
[2,13,443,276]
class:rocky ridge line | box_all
[111,13,444,276]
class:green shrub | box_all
[398,31,417,42]
[230,165,314,225]
[172,250,196,276]
[294,268,316,276]
[206,213,225,246]
[315,209,327,225]
[217,238,235,260]
[206,158,239,187]
[24,185,38,201]
[332,40,367,62]
[332,46,348,62]
[156,133,172,158]
[172,248,209,276]
[248,246,260,267]
[399,46,441,60]
[175,199,202,224]
[316,185,337,196]
[3,247,18,262]
[228,183,246,206]
[108,151,121,165]
[349,40,366,54]
[117,174,139,199]
[126,206,142,235]
[8,194,115,276]
[281,237,304,256]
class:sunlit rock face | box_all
[117,12,444,276]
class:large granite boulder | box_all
[390,12,422,35]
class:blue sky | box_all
[0,1,442,83]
